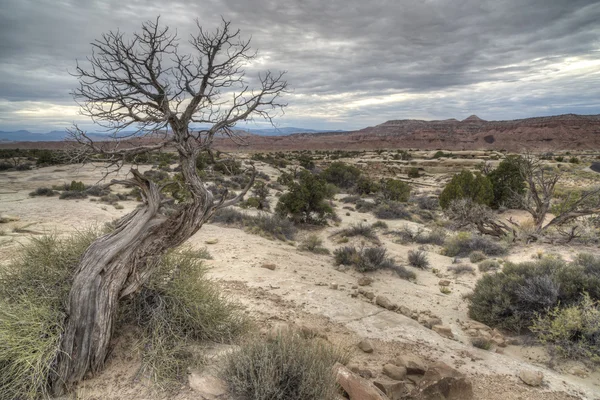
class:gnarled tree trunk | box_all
[51,151,252,395]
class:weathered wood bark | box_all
[51,148,254,395]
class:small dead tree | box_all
[445,198,517,238]
[518,154,600,235]
[51,18,286,394]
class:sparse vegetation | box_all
[469,251,487,263]
[333,245,415,279]
[439,170,493,209]
[337,223,378,241]
[222,332,346,400]
[211,209,297,241]
[373,201,411,220]
[29,187,57,197]
[407,249,429,269]
[298,235,330,254]
[478,259,501,272]
[448,264,475,275]
[444,232,506,257]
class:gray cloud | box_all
[0,0,599,131]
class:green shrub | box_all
[469,251,487,263]
[251,180,270,211]
[408,250,429,269]
[439,170,493,209]
[275,171,335,224]
[381,179,411,202]
[468,254,600,332]
[29,187,57,197]
[222,333,346,400]
[371,221,388,230]
[355,175,380,195]
[487,155,526,208]
[59,190,88,200]
[444,232,506,257]
[414,228,447,246]
[298,235,330,255]
[530,293,599,363]
[373,201,411,220]
[569,156,580,164]
[332,246,413,278]
[69,180,86,192]
[321,162,361,189]
[478,259,501,272]
[408,167,420,178]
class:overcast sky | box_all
[1,0,599,132]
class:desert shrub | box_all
[275,171,335,224]
[29,187,57,197]
[569,156,580,164]
[210,208,246,225]
[213,159,242,175]
[321,162,361,189]
[85,185,111,197]
[15,163,32,171]
[121,251,248,389]
[247,213,297,241]
[69,180,86,192]
[0,162,12,171]
[555,156,564,162]
[333,246,356,266]
[59,190,88,200]
[298,235,330,255]
[35,149,62,165]
[338,223,378,240]
[355,175,380,195]
[332,245,405,276]
[444,232,506,257]
[469,251,487,263]
[417,196,439,210]
[530,293,600,363]
[340,195,361,204]
[222,332,346,400]
[371,221,388,229]
[487,155,526,208]
[439,170,493,209]
[407,250,429,269]
[412,228,447,246]
[478,259,501,272]
[355,199,377,212]
[432,151,452,159]
[0,231,99,399]
[408,167,420,178]
[468,255,600,332]
[373,201,411,220]
[448,264,475,275]
[381,179,411,202]
[251,180,270,211]
[472,337,492,350]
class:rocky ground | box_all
[1,159,599,400]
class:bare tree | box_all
[51,18,286,395]
[445,198,517,238]
[518,154,600,235]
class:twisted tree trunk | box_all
[51,151,252,395]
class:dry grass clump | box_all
[444,232,506,257]
[222,332,347,400]
[373,201,412,220]
[333,245,415,280]
[298,234,330,255]
[469,251,487,263]
[210,209,297,241]
[448,264,475,275]
[121,252,248,390]
[337,223,378,241]
[478,259,501,272]
[29,187,57,197]
[0,231,98,399]
[407,249,429,269]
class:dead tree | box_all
[445,198,517,238]
[518,154,600,235]
[51,18,286,395]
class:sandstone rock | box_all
[394,354,428,375]
[570,367,588,378]
[358,369,374,379]
[0,215,19,223]
[432,324,454,339]
[383,364,407,381]
[519,370,543,387]
[351,290,359,298]
[397,305,412,317]
[376,295,396,310]
[358,339,374,353]
[358,276,374,286]
[438,279,451,286]
[333,363,389,400]
[330,282,338,290]
[373,378,410,400]
[421,317,443,329]
[415,362,473,400]
[261,263,276,270]
[204,238,218,244]
[188,373,227,399]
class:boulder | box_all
[376,295,397,311]
[188,373,228,399]
[393,354,428,375]
[519,370,543,387]
[415,362,473,400]
[373,378,410,400]
[432,325,454,339]
[260,263,276,270]
[383,364,407,380]
[333,363,390,400]
[358,276,374,286]
[358,339,374,353]
[438,279,451,286]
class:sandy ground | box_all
[1,162,599,400]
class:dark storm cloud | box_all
[0,0,599,131]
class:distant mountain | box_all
[241,127,347,136]
[213,113,600,152]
